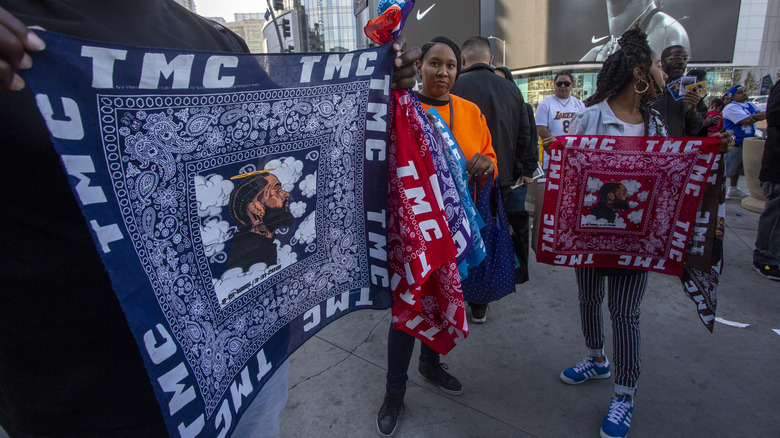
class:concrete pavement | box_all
[280,186,780,437]
[1,184,777,438]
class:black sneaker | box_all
[470,303,488,323]
[418,358,464,395]
[376,390,405,437]
[754,262,780,281]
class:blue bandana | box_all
[22,30,395,437]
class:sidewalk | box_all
[280,184,780,437]
[1,185,777,438]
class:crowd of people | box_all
[0,2,777,438]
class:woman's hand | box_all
[466,153,494,176]
[0,6,46,90]
[391,35,420,90]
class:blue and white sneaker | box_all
[559,356,611,384]
[600,395,633,438]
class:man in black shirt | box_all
[652,45,703,137]
[451,36,533,200]
[450,36,534,322]
[753,81,780,280]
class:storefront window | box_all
[515,67,738,111]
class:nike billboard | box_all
[492,0,741,68]
[546,0,741,64]
[400,0,481,50]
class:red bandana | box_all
[537,135,721,276]
[387,90,468,354]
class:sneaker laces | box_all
[379,393,404,416]
[573,356,596,372]
[605,397,631,424]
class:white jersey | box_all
[535,95,586,137]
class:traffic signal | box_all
[273,0,283,11]
[282,18,291,38]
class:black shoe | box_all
[754,262,780,281]
[470,303,488,323]
[418,358,464,395]
[376,390,405,437]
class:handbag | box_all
[461,175,517,304]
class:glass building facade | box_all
[302,0,357,52]
[516,67,738,111]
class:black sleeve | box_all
[514,94,531,178]
[684,104,704,136]
[522,103,539,178]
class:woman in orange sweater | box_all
[415,37,497,177]
[376,36,497,438]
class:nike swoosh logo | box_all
[591,35,609,44]
[417,4,435,20]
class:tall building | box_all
[301,0,357,52]
[377,0,779,106]
[171,0,196,12]
[225,14,268,54]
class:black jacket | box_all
[451,63,533,188]
[652,90,704,136]
[760,81,780,183]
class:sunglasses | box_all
[556,81,572,87]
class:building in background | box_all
[301,0,357,52]
[353,0,778,106]
[172,0,196,12]
[262,0,357,53]
[226,13,268,54]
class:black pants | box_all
[385,327,439,395]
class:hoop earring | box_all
[634,79,650,94]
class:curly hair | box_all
[585,25,666,136]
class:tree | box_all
[745,71,759,95]
[732,69,743,86]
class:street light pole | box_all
[266,0,285,53]
[487,36,506,67]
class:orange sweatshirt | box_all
[417,93,499,176]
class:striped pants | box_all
[575,267,649,396]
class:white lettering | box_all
[203,55,238,88]
[299,56,322,83]
[62,155,107,205]
[139,53,195,89]
[35,94,84,140]
[80,46,127,88]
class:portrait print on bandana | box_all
[581,175,653,229]
[537,135,721,276]
[196,154,317,307]
[21,30,394,438]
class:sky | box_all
[194,0,268,22]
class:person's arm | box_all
[535,100,558,152]
[723,103,766,125]
[466,113,496,176]
[514,95,531,178]
[537,125,553,140]
[768,84,780,129]
[521,104,539,182]
[0,6,46,90]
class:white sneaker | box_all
[726,186,748,199]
